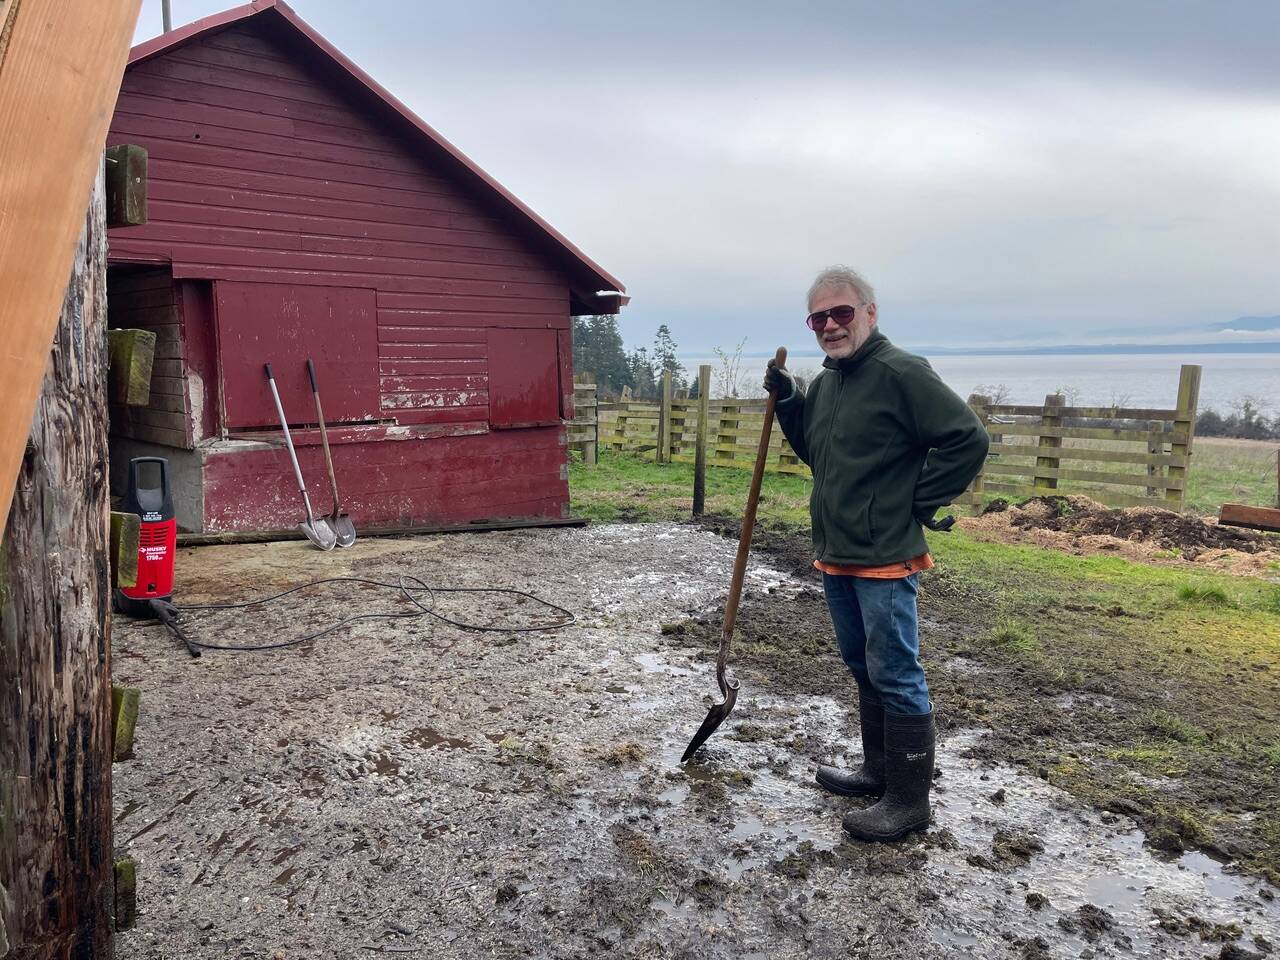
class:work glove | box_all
[917,512,956,532]
[763,358,795,400]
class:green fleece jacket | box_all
[775,329,989,566]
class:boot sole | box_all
[841,817,930,842]
[814,770,884,798]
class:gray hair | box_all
[807,265,876,309]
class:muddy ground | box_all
[959,496,1280,575]
[113,523,1278,959]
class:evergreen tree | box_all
[570,315,633,396]
[652,324,686,392]
[628,346,657,399]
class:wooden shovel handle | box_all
[719,346,787,666]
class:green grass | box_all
[1142,709,1206,744]
[569,449,813,527]
[989,617,1038,653]
[1176,583,1232,607]
[1184,438,1280,513]
[1107,745,1189,776]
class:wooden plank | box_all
[657,371,672,464]
[114,856,138,931]
[0,0,142,540]
[1217,503,1280,534]
[983,423,1188,444]
[111,685,141,762]
[110,510,140,588]
[981,461,1186,490]
[1,168,118,957]
[107,328,157,405]
[968,394,990,516]
[1034,394,1063,491]
[1167,364,1201,509]
[693,365,711,516]
[983,404,1180,420]
[983,444,1189,468]
[104,143,147,227]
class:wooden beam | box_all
[1218,503,1280,534]
[110,510,140,588]
[104,143,148,227]
[1,168,117,958]
[111,685,141,762]
[107,328,157,406]
[113,857,138,931]
[0,0,143,542]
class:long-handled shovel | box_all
[681,346,787,763]
[264,363,337,551]
[306,359,357,548]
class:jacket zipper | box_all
[813,369,845,561]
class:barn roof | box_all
[129,0,627,315]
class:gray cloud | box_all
[136,1,1280,352]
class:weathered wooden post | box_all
[0,170,116,957]
[1146,420,1163,499]
[1033,393,1064,492]
[967,394,990,515]
[693,365,712,517]
[656,371,673,463]
[1167,364,1201,510]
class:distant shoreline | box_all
[715,341,1280,360]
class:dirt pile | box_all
[964,496,1280,571]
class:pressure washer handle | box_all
[150,599,201,658]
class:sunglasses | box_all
[806,303,861,331]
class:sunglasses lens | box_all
[806,305,858,330]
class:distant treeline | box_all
[1195,403,1280,441]
[571,316,690,399]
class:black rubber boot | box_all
[841,707,935,842]
[815,691,885,797]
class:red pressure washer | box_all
[114,457,200,656]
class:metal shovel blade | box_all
[329,511,357,548]
[680,677,739,763]
[307,358,357,548]
[299,516,338,551]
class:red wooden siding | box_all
[106,22,571,434]
[487,330,562,428]
[200,428,568,533]
[213,282,378,429]
[107,268,192,449]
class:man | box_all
[764,265,988,842]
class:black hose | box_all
[140,575,574,653]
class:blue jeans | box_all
[822,572,931,715]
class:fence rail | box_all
[567,364,1203,513]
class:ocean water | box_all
[679,352,1278,415]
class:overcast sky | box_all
[134,1,1280,354]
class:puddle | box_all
[402,727,470,751]
[927,729,1280,957]
[634,652,694,677]
[943,656,990,675]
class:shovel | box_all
[681,345,787,763]
[306,359,357,548]
[264,363,337,551]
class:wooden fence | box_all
[568,364,1203,512]
[568,373,598,463]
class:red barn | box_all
[105,0,624,533]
